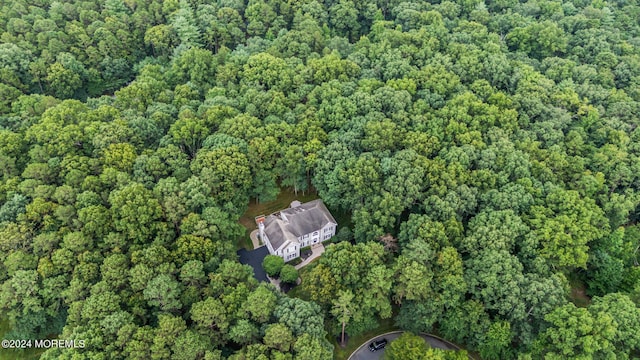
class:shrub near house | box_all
[280,265,299,284]
[263,255,285,277]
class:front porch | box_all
[295,243,325,270]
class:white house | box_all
[256,199,337,262]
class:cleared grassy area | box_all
[236,188,321,250]
[0,318,45,360]
[239,188,320,231]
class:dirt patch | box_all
[570,286,591,307]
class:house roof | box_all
[262,199,337,251]
[263,220,297,251]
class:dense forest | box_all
[1,0,640,358]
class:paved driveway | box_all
[249,229,262,249]
[348,331,462,360]
[348,333,402,360]
[295,243,325,269]
[237,247,269,282]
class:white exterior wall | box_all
[266,221,336,261]
[263,234,275,254]
[298,223,337,248]
[282,242,299,262]
[321,223,336,241]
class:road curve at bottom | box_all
[347,331,473,360]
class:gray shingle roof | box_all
[262,199,337,251]
[263,219,296,250]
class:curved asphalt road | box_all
[348,331,465,360]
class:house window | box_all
[313,231,319,236]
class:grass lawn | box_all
[0,317,45,360]
[332,317,398,360]
[239,188,320,232]
[236,187,321,250]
